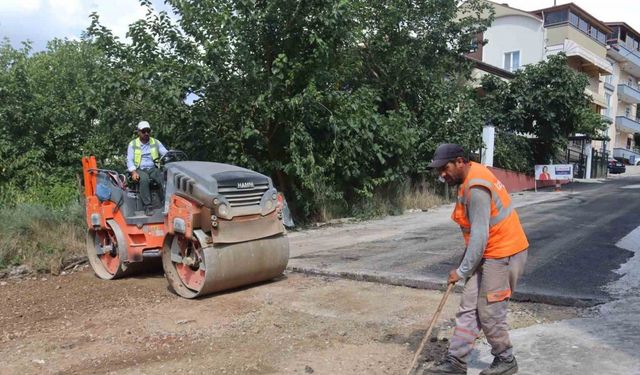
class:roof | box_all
[532,3,612,34]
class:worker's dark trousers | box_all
[137,167,163,207]
[448,249,528,362]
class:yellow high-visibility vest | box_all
[130,137,159,168]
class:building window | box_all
[569,12,579,27]
[626,105,632,118]
[578,18,589,33]
[544,9,568,25]
[605,72,613,85]
[604,93,611,117]
[469,39,478,53]
[596,29,606,44]
[608,27,620,42]
[565,11,606,44]
[504,51,520,72]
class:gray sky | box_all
[1,1,639,52]
[0,0,168,51]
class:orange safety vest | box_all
[452,162,529,259]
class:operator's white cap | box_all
[137,121,151,130]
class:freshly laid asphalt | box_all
[287,170,640,307]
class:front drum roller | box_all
[162,232,290,299]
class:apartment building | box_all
[605,23,640,165]
[477,1,614,177]
[533,4,612,112]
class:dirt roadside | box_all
[0,267,582,375]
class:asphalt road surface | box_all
[289,172,640,306]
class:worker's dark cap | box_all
[427,143,465,169]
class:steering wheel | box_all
[158,150,188,165]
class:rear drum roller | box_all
[86,220,128,279]
[163,233,290,299]
[87,219,150,279]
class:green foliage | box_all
[0,181,79,209]
[0,38,119,207]
[0,1,492,222]
[82,0,491,220]
[479,54,608,164]
[492,131,533,173]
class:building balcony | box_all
[547,39,613,75]
[604,81,615,92]
[615,116,640,133]
[613,147,640,165]
[618,83,640,104]
[585,87,608,108]
[607,41,640,77]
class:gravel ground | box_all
[0,267,583,375]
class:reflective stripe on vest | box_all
[451,162,529,259]
[463,178,513,227]
[130,137,159,168]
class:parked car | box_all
[608,159,626,174]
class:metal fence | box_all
[563,147,608,179]
[565,148,587,178]
[591,149,609,178]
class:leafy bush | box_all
[493,131,534,174]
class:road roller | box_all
[81,152,290,298]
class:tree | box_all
[85,0,492,219]
[0,0,492,218]
[479,54,608,164]
[0,39,117,205]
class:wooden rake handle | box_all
[406,282,456,375]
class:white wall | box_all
[483,15,545,71]
[606,61,620,151]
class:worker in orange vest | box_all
[426,144,529,375]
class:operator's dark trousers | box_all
[137,167,163,207]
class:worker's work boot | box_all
[144,206,153,216]
[479,356,518,375]
[425,354,467,374]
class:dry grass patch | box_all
[0,203,85,273]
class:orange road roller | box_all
[81,152,290,298]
